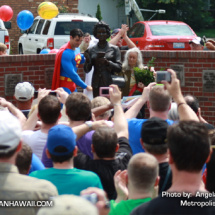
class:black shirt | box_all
[74,137,132,200]
[131,195,215,215]
[159,162,172,194]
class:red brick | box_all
[188,68,198,72]
[17,67,28,71]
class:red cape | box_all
[51,42,71,90]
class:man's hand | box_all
[55,87,69,104]
[206,42,215,50]
[140,82,156,102]
[86,85,93,91]
[81,187,110,215]
[114,170,128,202]
[161,69,181,103]
[120,24,128,37]
[109,84,121,105]
[37,88,51,104]
[0,97,10,108]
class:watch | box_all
[85,121,93,131]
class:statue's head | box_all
[93,21,111,39]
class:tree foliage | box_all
[120,0,214,31]
[96,4,103,21]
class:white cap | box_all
[14,82,35,101]
[0,111,22,153]
[189,37,204,46]
[37,195,98,215]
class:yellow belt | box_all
[60,76,73,82]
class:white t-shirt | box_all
[22,130,48,160]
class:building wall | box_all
[0,0,78,54]
[0,51,215,125]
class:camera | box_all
[81,193,98,204]
[34,90,57,98]
[156,71,171,83]
[99,87,110,97]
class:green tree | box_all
[96,4,103,21]
[119,0,214,30]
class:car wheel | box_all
[19,45,23,54]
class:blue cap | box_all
[47,125,77,156]
[111,28,120,35]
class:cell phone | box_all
[97,52,105,58]
[81,193,98,204]
[156,71,171,83]
[34,90,57,98]
[99,87,110,97]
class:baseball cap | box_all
[0,111,22,153]
[111,28,120,35]
[37,195,98,215]
[47,125,77,156]
[189,37,204,46]
[141,117,168,145]
[14,82,35,101]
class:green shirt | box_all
[30,167,103,195]
[109,197,151,215]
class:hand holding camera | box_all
[156,71,171,83]
[161,69,182,103]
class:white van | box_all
[18,13,99,54]
[0,19,11,55]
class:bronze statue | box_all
[84,21,122,98]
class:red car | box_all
[125,20,197,50]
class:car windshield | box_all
[54,21,97,35]
[149,25,194,36]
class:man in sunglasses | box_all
[109,24,136,50]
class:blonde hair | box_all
[0,42,7,52]
[91,96,111,120]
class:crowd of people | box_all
[0,21,215,215]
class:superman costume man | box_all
[52,29,92,94]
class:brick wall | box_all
[0,0,78,54]
[0,50,215,125]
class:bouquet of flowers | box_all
[129,57,156,96]
[133,57,156,86]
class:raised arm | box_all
[91,103,113,118]
[109,84,128,138]
[23,89,50,130]
[122,24,136,49]
[162,69,199,121]
[0,97,26,129]
[125,82,156,119]
[72,120,110,140]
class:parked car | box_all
[0,19,11,54]
[18,14,99,54]
[125,20,197,50]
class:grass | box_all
[195,28,215,38]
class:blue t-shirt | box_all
[29,153,45,174]
[127,118,174,154]
[29,167,103,195]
